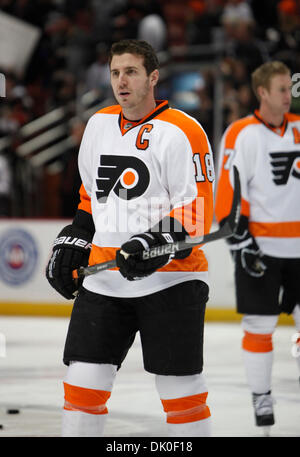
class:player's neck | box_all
[122,99,156,121]
[257,106,285,128]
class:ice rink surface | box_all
[0,315,299,439]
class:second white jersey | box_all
[215,111,300,258]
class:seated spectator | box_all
[221,0,255,26]
[138,13,167,51]
[268,0,300,72]
[85,43,112,98]
[186,0,223,45]
[221,0,269,72]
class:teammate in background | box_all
[46,39,215,437]
[215,61,300,435]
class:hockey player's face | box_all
[110,53,158,118]
[262,74,292,115]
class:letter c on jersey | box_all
[136,124,153,150]
[96,155,150,202]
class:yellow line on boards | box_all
[205,308,294,326]
[0,302,295,325]
[0,302,73,317]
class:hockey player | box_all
[46,39,215,437]
[215,61,300,435]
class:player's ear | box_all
[150,69,159,87]
[257,85,267,100]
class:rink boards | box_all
[0,219,293,324]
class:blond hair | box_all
[251,61,290,100]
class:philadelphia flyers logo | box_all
[269,151,300,185]
[96,155,150,202]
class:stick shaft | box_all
[72,166,241,279]
[73,219,232,279]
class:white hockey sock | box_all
[242,350,273,394]
[62,409,108,437]
[241,315,278,394]
[61,361,117,437]
[155,373,211,437]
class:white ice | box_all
[0,316,299,437]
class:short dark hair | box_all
[109,39,159,75]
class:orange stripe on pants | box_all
[63,382,111,415]
[242,331,273,353]
[161,393,211,424]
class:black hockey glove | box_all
[46,210,94,299]
[224,215,267,278]
[116,217,192,281]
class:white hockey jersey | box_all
[77,100,214,297]
[215,110,300,258]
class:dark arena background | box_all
[0,0,299,441]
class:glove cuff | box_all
[229,236,253,251]
[150,216,191,260]
[52,224,92,252]
[128,233,156,251]
[126,232,177,255]
[224,214,261,253]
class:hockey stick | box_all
[72,166,241,279]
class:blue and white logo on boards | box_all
[0,229,38,285]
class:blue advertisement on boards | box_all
[0,228,38,286]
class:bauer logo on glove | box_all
[53,236,92,250]
[46,212,94,299]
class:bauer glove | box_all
[116,217,192,281]
[224,215,267,278]
[46,210,94,299]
